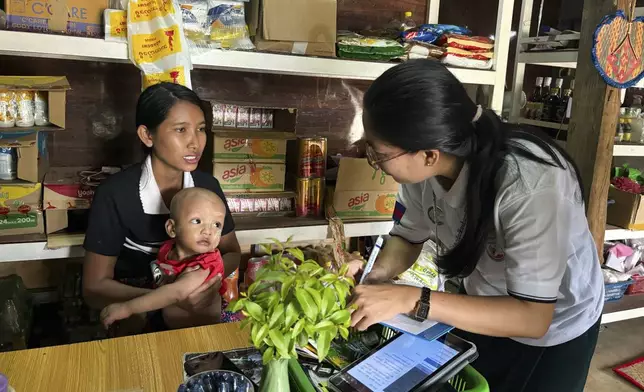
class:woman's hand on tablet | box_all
[350,284,420,330]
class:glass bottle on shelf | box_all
[616,118,625,143]
[557,83,572,124]
[542,78,562,122]
[538,77,552,120]
[623,118,633,142]
[526,77,544,120]
[402,11,416,31]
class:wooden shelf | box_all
[0,31,498,85]
[603,294,644,324]
[517,118,569,130]
[517,50,578,68]
[613,143,644,157]
[0,218,394,263]
[605,224,644,241]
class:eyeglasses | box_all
[366,143,408,170]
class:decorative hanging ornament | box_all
[592,1,644,88]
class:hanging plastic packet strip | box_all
[207,0,254,50]
[179,0,215,55]
[127,0,193,89]
[105,9,128,42]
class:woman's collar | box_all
[430,163,469,208]
[139,155,195,215]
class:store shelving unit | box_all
[516,118,569,130]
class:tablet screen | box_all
[337,334,465,392]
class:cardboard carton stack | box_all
[212,103,297,217]
[329,158,399,220]
[0,76,71,238]
[247,0,337,58]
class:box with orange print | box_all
[213,162,286,193]
[329,158,399,220]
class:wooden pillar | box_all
[567,0,630,259]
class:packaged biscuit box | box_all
[214,162,285,193]
[0,183,43,236]
[213,137,286,163]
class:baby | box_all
[101,187,227,329]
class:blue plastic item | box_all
[605,280,634,302]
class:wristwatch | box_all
[411,287,431,322]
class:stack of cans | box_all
[295,138,327,217]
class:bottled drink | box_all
[616,118,625,143]
[624,118,633,142]
[402,11,416,31]
[540,77,552,119]
[542,78,562,122]
[557,83,572,123]
[527,77,544,119]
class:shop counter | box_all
[0,322,249,391]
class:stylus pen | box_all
[360,236,384,285]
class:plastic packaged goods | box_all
[226,194,294,215]
[0,91,16,128]
[222,268,239,302]
[261,109,273,128]
[223,104,237,127]
[34,91,49,126]
[402,24,471,44]
[249,108,262,128]
[15,90,35,127]
[211,102,224,126]
[337,34,405,61]
[396,240,445,291]
[207,0,254,50]
[236,106,250,128]
[180,0,214,55]
[104,9,128,42]
[441,53,493,69]
[0,148,17,181]
[127,0,193,89]
[401,41,444,61]
[439,34,494,52]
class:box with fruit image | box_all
[44,167,98,236]
[213,136,287,163]
[0,183,44,236]
[214,162,286,193]
[331,158,399,219]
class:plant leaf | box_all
[239,317,251,330]
[256,324,270,347]
[260,244,273,256]
[304,287,322,308]
[287,247,305,262]
[334,282,349,307]
[304,322,316,337]
[267,237,284,251]
[227,298,246,313]
[281,276,295,299]
[298,331,309,347]
[284,302,298,329]
[255,270,286,283]
[268,329,291,358]
[314,320,335,331]
[251,323,260,347]
[329,309,351,327]
[245,301,265,322]
[262,347,275,364]
[291,318,306,338]
[320,287,336,316]
[269,303,285,328]
[338,326,349,340]
[316,331,332,362]
[343,276,356,288]
[319,273,337,283]
[295,288,319,321]
[339,263,349,276]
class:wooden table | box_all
[0,323,250,391]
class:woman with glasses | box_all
[347,60,603,392]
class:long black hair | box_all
[136,82,209,151]
[363,59,584,278]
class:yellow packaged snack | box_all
[127,0,193,88]
[0,91,16,128]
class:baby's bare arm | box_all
[121,268,209,315]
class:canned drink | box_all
[297,137,327,178]
[296,177,324,217]
[245,256,270,286]
[0,148,17,181]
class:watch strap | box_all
[412,287,431,321]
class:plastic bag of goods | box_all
[402,41,445,61]
[402,24,471,44]
[395,240,445,291]
[179,0,217,54]
[105,9,128,42]
[127,0,193,89]
[337,33,405,62]
[0,275,32,352]
[206,0,254,50]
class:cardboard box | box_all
[607,187,644,230]
[5,0,108,38]
[213,136,287,163]
[331,158,399,220]
[214,162,286,193]
[44,167,95,210]
[254,36,336,58]
[0,76,72,131]
[262,0,336,44]
[0,183,44,237]
[0,132,48,183]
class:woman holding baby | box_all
[82,83,242,333]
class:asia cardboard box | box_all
[214,162,286,193]
[607,186,644,230]
[0,183,44,236]
[0,76,72,131]
[332,158,399,220]
[213,136,286,163]
[0,132,48,183]
[5,0,109,38]
[43,167,95,234]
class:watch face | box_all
[417,303,430,320]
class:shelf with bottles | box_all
[517,76,574,130]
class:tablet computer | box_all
[328,333,477,392]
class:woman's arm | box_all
[350,284,555,339]
[218,231,241,277]
[347,236,423,283]
[82,251,151,309]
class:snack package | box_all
[441,53,493,69]
[15,90,35,127]
[402,24,471,44]
[105,9,128,42]
[180,0,213,54]
[34,91,49,126]
[395,240,444,291]
[444,47,493,61]
[0,91,16,128]
[439,34,494,52]
[337,34,405,61]
[207,0,254,50]
[127,0,193,89]
[402,41,444,61]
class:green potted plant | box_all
[228,239,354,392]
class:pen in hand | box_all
[359,236,384,285]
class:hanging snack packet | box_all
[105,9,128,42]
[207,0,254,50]
[180,0,214,55]
[127,0,193,89]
